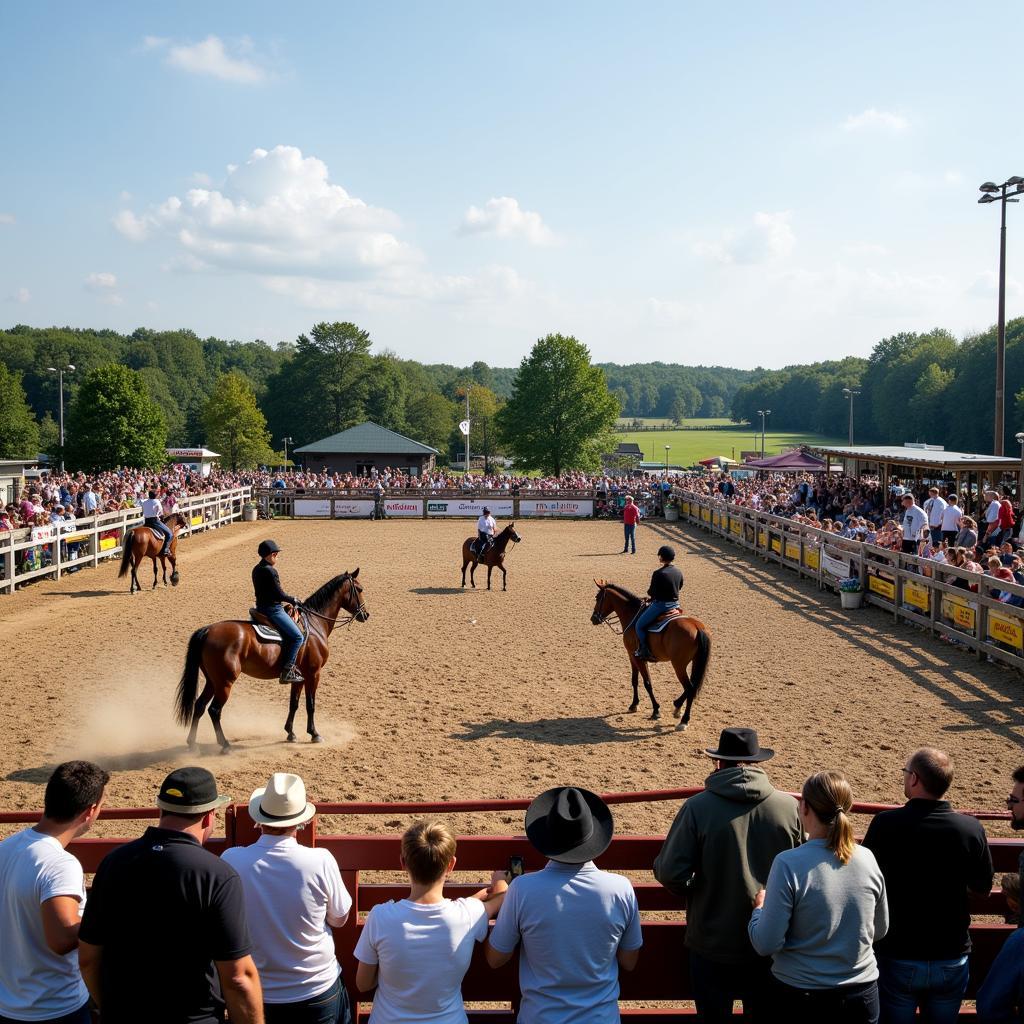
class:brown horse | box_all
[175,569,368,752]
[461,523,522,590]
[590,579,712,728]
[118,512,188,593]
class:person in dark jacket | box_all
[653,728,802,1023]
[252,540,305,684]
[862,747,993,1024]
[633,544,683,661]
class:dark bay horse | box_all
[118,512,188,593]
[175,569,368,751]
[461,523,522,590]
[590,579,712,728]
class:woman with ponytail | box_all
[748,771,889,1022]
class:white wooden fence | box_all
[674,491,1024,673]
[0,487,252,596]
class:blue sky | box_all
[1,2,1020,368]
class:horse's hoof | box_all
[672,705,681,718]
[220,745,232,755]
[627,704,639,714]
[650,709,661,721]
[310,733,323,743]
[187,741,198,753]
[286,733,297,743]
[675,720,689,732]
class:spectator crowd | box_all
[1,734,1022,1024]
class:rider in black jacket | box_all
[633,545,683,661]
[252,540,305,684]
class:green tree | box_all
[406,392,458,454]
[203,372,275,471]
[65,364,166,469]
[0,364,40,458]
[364,353,408,432]
[497,333,619,474]
[455,383,503,472]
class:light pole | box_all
[1016,432,1024,506]
[46,364,75,472]
[664,445,670,475]
[281,436,293,468]
[979,176,1024,455]
[757,409,771,458]
[842,388,860,445]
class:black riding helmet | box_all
[258,539,281,558]
[483,507,491,515]
[657,545,676,562]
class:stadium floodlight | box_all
[980,182,1000,193]
[46,363,75,472]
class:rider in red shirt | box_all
[622,495,641,554]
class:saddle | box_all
[645,608,684,634]
[248,606,304,644]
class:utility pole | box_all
[465,388,470,473]
[47,364,75,472]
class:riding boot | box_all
[280,664,304,685]
[634,642,653,662]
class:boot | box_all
[279,664,304,685]
[634,642,653,662]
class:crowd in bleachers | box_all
[1,737,1022,1024]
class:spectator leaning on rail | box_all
[485,786,642,1024]
[653,727,802,1023]
[222,773,352,1024]
[924,488,947,545]
[78,767,263,1024]
[0,761,108,1024]
[861,748,993,1024]
[355,820,507,1024]
[899,494,928,555]
[748,770,889,1024]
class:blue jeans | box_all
[264,976,352,1024]
[635,600,678,646]
[145,517,173,552]
[259,604,304,669]
[623,523,636,552]
[0,1005,91,1024]
[877,956,968,1024]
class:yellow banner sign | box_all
[758,528,768,547]
[868,574,895,601]
[701,507,711,522]
[941,594,976,633]
[803,547,820,569]
[99,536,117,551]
[730,520,742,536]
[784,541,801,562]
[988,609,1024,652]
[903,579,930,614]
[770,536,782,554]
[191,515,204,526]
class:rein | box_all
[596,587,644,636]
[299,579,366,629]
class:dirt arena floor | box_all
[1,517,1022,840]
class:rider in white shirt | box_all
[475,508,496,556]
[139,490,172,556]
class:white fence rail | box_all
[0,487,252,596]
[674,491,1024,673]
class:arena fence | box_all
[256,487,668,520]
[0,487,252,596]
[675,491,1024,674]
[1,788,1017,1021]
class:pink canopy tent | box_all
[743,448,827,472]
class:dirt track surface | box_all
[0,519,1021,838]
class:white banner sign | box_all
[30,525,56,542]
[427,499,515,517]
[822,551,854,579]
[458,419,471,436]
[333,499,376,518]
[294,499,333,517]
[519,499,594,518]
[384,498,423,517]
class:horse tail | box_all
[175,626,209,726]
[689,625,712,699]
[117,530,134,577]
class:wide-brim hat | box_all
[705,727,774,763]
[525,786,613,864]
[156,766,231,815]
[248,772,316,828]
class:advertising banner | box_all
[519,499,594,517]
[940,593,976,635]
[384,498,423,518]
[730,519,742,536]
[784,540,801,563]
[867,568,896,602]
[426,499,514,517]
[333,499,376,518]
[294,499,333,517]
[803,547,820,570]
[902,579,931,615]
[821,551,854,580]
[769,535,782,555]
[987,609,1024,652]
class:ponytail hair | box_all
[802,771,855,865]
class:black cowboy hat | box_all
[525,786,614,864]
[704,727,774,763]
[258,539,281,557]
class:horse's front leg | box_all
[486,564,493,590]
[305,673,322,743]
[638,659,660,720]
[285,680,302,742]
[627,658,641,713]
[469,560,477,588]
[152,556,159,589]
[161,555,168,587]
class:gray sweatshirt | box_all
[748,839,888,990]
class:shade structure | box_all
[698,456,738,466]
[743,449,827,472]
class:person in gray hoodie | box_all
[653,727,802,1023]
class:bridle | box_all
[299,577,368,630]
[593,585,643,636]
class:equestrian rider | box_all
[476,507,496,556]
[252,540,305,684]
[633,544,683,662]
[140,489,172,558]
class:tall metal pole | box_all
[465,388,470,474]
[848,393,854,445]
[57,368,65,473]
[996,187,1008,455]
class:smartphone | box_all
[506,855,525,882]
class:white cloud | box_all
[694,211,795,265]
[459,196,557,245]
[842,108,909,134]
[967,270,1024,299]
[145,35,267,84]
[10,287,30,303]
[85,271,118,290]
[190,171,213,186]
[0,212,14,225]
[645,298,697,326]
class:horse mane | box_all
[304,573,351,614]
[604,582,644,606]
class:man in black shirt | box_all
[252,539,305,684]
[79,767,263,1024]
[862,747,993,1024]
[633,544,683,661]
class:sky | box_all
[1,2,1021,370]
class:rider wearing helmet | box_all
[475,507,496,557]
[252,540,305,684]
[140,489,173,558]
[633,544,683,662]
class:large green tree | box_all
[0,364,40,458]
[405,392,457,453]
[497,334,619,474]
[203,371,275,470]
[65,364,166,470]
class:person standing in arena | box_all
[622,495,641,554]
[0,761,108,1024]
[252,540,305,685]
[140,488,172,558]
[633,544,682,661]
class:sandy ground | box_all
[0,518,1021,840]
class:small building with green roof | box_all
[293,422,439,476]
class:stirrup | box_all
[634,645,653,662]
[280,666,304,685]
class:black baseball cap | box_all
[156,767,230,815]
[258,539,281,557]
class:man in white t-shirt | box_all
[923,488,947,544]
[486,787,643,1024]
[0,761,108,1024]
[983,490,1003,546]
[900,494,928,555]
[940,494,963,546]
[355,820,507,1023]
[474,508,497,557]
[222,772,352,1024]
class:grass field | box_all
[614,416,737,429]
[616,426,845,466]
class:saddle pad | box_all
[251,622,282,643]
[647,611,683,634]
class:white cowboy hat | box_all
[248,772,316,828]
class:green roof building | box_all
[293,422,439,476]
